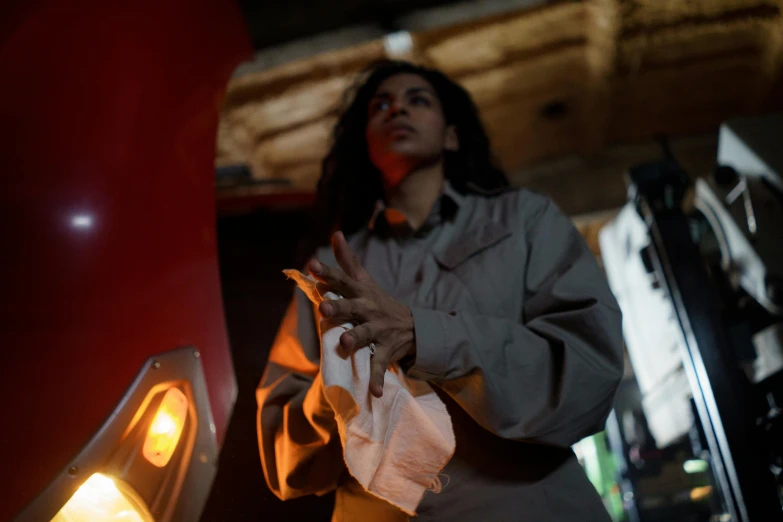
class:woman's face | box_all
[365,73,458,189]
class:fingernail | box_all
[321,302,332,317]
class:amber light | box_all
[690,485,713,502]
[142,387,188,467]
[50,473,153,522]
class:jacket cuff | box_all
[408,307,448,379]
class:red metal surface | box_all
[0,2,251,520]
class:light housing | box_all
[143,387,189,467]
[49,473,153,522]
[14,348,221,522]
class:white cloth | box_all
[283,269,455,515]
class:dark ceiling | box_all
[236,0,469,49]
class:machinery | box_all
[599,114,783,521]
[1,1,251,521]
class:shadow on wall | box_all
[200,210,333,522]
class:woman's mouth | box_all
[386,122,415,137]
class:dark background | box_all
[237,0,476,48]
[200,210,334,522]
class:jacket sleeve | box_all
[407,197,624,447]
[256,284,345,499]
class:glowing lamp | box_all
[50,473,153,522]
[143,387,188,467]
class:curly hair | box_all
[309,60,509,250]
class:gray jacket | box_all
[257,184,624,521]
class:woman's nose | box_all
[386,101,408,119]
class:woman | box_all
[257,60,624,521]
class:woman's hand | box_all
[310,231,416,398]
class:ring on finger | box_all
[369,342,376,356]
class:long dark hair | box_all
[310,60,509,251]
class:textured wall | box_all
[216,0,783,213]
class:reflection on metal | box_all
[723,175,757,236]
[14,347,219,522]
[695,177,783,317]
[641,188,746,522]
[70,214,94,230]
[752,324,783,384]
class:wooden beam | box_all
[216,0,783,213]
[422,2,590,78]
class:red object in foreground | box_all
[0,2,251,520]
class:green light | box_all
[683,459,709,474]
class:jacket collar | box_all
[368,180,462,237]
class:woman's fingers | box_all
[337,322,388,397]
[310,235,408,400]
[309,259,359,297]
[339,323,378,352]
[369,356,387,398]
[332,231,370,283]
[309,231,375,299]
[339,321,387,398]
[319,298,368,322]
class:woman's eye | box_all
[411,96,430,106]
[371,100,390,113]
